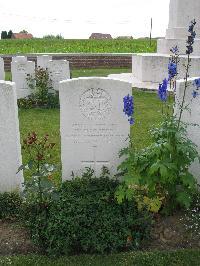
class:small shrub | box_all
[0,192,22,219]
[23,169,153,255]
[18,132,58,250]
[18,67,59,109]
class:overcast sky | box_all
[0,0,170,39]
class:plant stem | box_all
[177,54,190,129]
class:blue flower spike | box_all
[168,61,177,81]
[123,94,134,125]
[158,78,168,102]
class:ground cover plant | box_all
[19,167,152,255]
[0,38,156,54]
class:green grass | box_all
[5,68,131,82]
[72,68,131,78]
[0,39,156,54]
[0,249,200,266]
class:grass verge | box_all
[0,249,200,266]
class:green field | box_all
[0,39,156,54]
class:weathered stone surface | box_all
[174,77,200,184]
[157,0,200,55]
[37,55,52,69]
[0,81,23,192]
[11,56,35,99]
[59,77,131,180]
[47,60,70,91]
[0,57,5,80]
[132,53,200,83]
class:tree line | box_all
[1,30,13,39]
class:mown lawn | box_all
[0,38,156,54]
[5,68,131,81]
[0,249,200,266]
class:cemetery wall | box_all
[1,53,132,71]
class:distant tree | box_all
[7,30,13,39]
[1,31,8,39]
[43,34,64,39]
[19,30,28,34]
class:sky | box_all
[0,0,170,39]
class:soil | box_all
[0,212,199,256]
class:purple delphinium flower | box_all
[193,78,200,89]
[168,61,177,81]
[158,78,168,102]
[192,77,200,98]
[186,19,196,55]
[192,90,198,98]
[123,94,134,125]
[170,45,179,55]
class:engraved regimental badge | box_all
[79,88,112,120]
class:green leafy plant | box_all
[117,117,199,214]
[17,132,58,250]
[116,20,199,215]
[22,167,152,256]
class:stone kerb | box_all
[0,57,5,80]
[59,77,131,180]
[47,60,70,91]
[37,55,52,69]
[174,78,200,184]
[11,56,35,99]
[0,81,23,192]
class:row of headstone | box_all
[1,76,200,193]
[12,56,70,99]
[0,77,132,192]
[0,55,70,99]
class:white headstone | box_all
[0,81,23,192]
[59,77,131,180]
[47,60,70,91]
[11,56,35,99]
[12,56,27,62]
[0,57,5,80]
[37,55,52,69]
[174,77,200,184]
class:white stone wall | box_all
[157,0,200,55]
[0,81,23,192]
[11,56,35,99]
[47,60,70,91]
[167,0,200,39]
[59,77,131,180]
[174,77,200,184]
